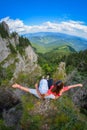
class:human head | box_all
[42,76,45,79]
[51,80,64,94]
[46,75,49,80]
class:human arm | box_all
[12,83,30,92]
[67,84,83,90]
[54,84,83,99]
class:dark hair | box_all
[51,80,64,94]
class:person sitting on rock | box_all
[12,79,83,99]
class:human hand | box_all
[12,83,20,88]
[35,83,38,89]
[78,84,83,87]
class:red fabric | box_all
[63,86,69,91]
[47,85,69,96]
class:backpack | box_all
[47,78,54,89]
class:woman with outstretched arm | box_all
[12,80,83,99]
[44,80,83,99]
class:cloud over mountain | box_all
[0,17,87,39]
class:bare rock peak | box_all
[1,21,10,35]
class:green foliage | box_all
[38,48,87,76]
[0,119,15,130]
[21,95,34,121]
[11,32,18,37]
[31,42,46,53]
[38,52,58,75]
[15,72,33,86]
[65,50,87,71]
[16,36,31,55]
[14,66,41,86]
[19,36,31,47]
[0,63,16,86]
[0,65,5,85]
[38,51,67,76]
[49,95,87,130]
[42,63,52,75]
[19,93,87,130]
[21,95,43,130]
[0,23,9,38]
[8,43,17,54]
[6,65,14,79]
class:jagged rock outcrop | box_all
[3,107,22,127]
[72,82,87,110]
[65,71,87,111]
[0,88,20,113]
[13,46,38,79]
[0,21,40,83]
[1,21,10,35]
[0,88,22,129]
[53,62,67,81]
[0,36,10,62]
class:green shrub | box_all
[8,43,17,54]
[16,36,31,55]
[0,119,15,130]
[11,32,18,38]
[0,63,16,86]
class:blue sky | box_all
[0,0,87,39]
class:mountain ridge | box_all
[24,32,87,53]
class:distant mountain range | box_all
[24,32,87,53]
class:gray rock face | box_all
[14,34,19,45]
[0,88,22,128]
[0,21,38,76]
[0,36,10,62]
[72,87,87,110]
[65,70,87,112]
[1,21,10,35]
[3,107,22,127]
[0,88,20,112]
[12,45,38,79]
[0,34,38,81]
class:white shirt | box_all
[39,79,49,94]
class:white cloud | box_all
[0,17,87,39]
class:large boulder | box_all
[0,88,20,112]
[0,88,22,127]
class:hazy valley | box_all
[24,32,87,53]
